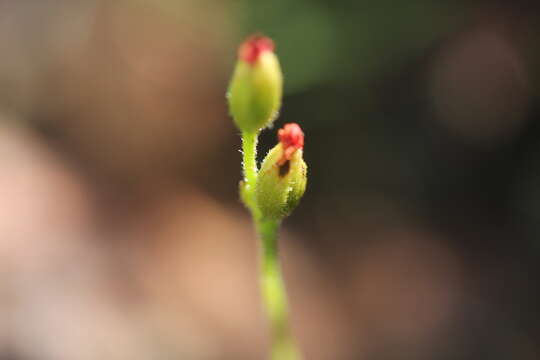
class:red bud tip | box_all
[238,35,275,65]
[277,123,304,166]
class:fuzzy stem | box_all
[241,131,260,217]
[240,131,301,360]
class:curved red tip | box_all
[238,35,274,65]
[277,123,304,165]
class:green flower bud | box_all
[228,35,283,134]
[256,123,307,220]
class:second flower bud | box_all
[256,123,307,221]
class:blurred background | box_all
[1,0,540,359]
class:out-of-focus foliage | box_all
[235,0,464,93]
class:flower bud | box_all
[256,123,307,220]
[228,35,283,134]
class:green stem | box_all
[240,131,301,360]
[256,219,301,360]
[241,131,260,217]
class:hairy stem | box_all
[241,131,260,217]
[241,131,301,360]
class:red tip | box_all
[277,123,304,165]
[238,35,274,65]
